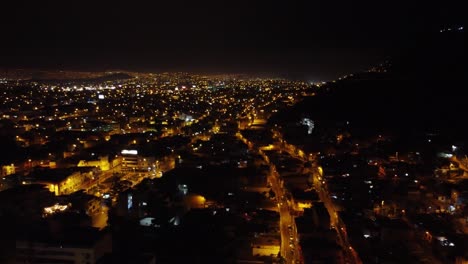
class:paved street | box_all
[268,163,301,263]
[239,129,301,264]
[271,129,361,264]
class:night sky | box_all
[1,0,464,79]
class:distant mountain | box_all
[86,73,133,82]
[30,72,133,82]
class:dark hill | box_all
[271,29,467,138]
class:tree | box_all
[269,189,276,199]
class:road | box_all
[271,129,361,264]
[268,163,301,264]
[312,169,361,264]
[238,129,302,264]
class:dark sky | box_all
[1,0,464,79]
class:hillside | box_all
[271,29,467,138]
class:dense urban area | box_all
[1,54,467,264]
[2,0,467,261]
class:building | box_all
[251,234,280,257]
[0,184,55,221]
[31,167,96,196]
[66,191,103,216]
[78,156,110,171]
[312,202,331,229]
[292,188,319,210]
[16,228,111,264]
[120,149,155,173]
[2,163,16,176]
